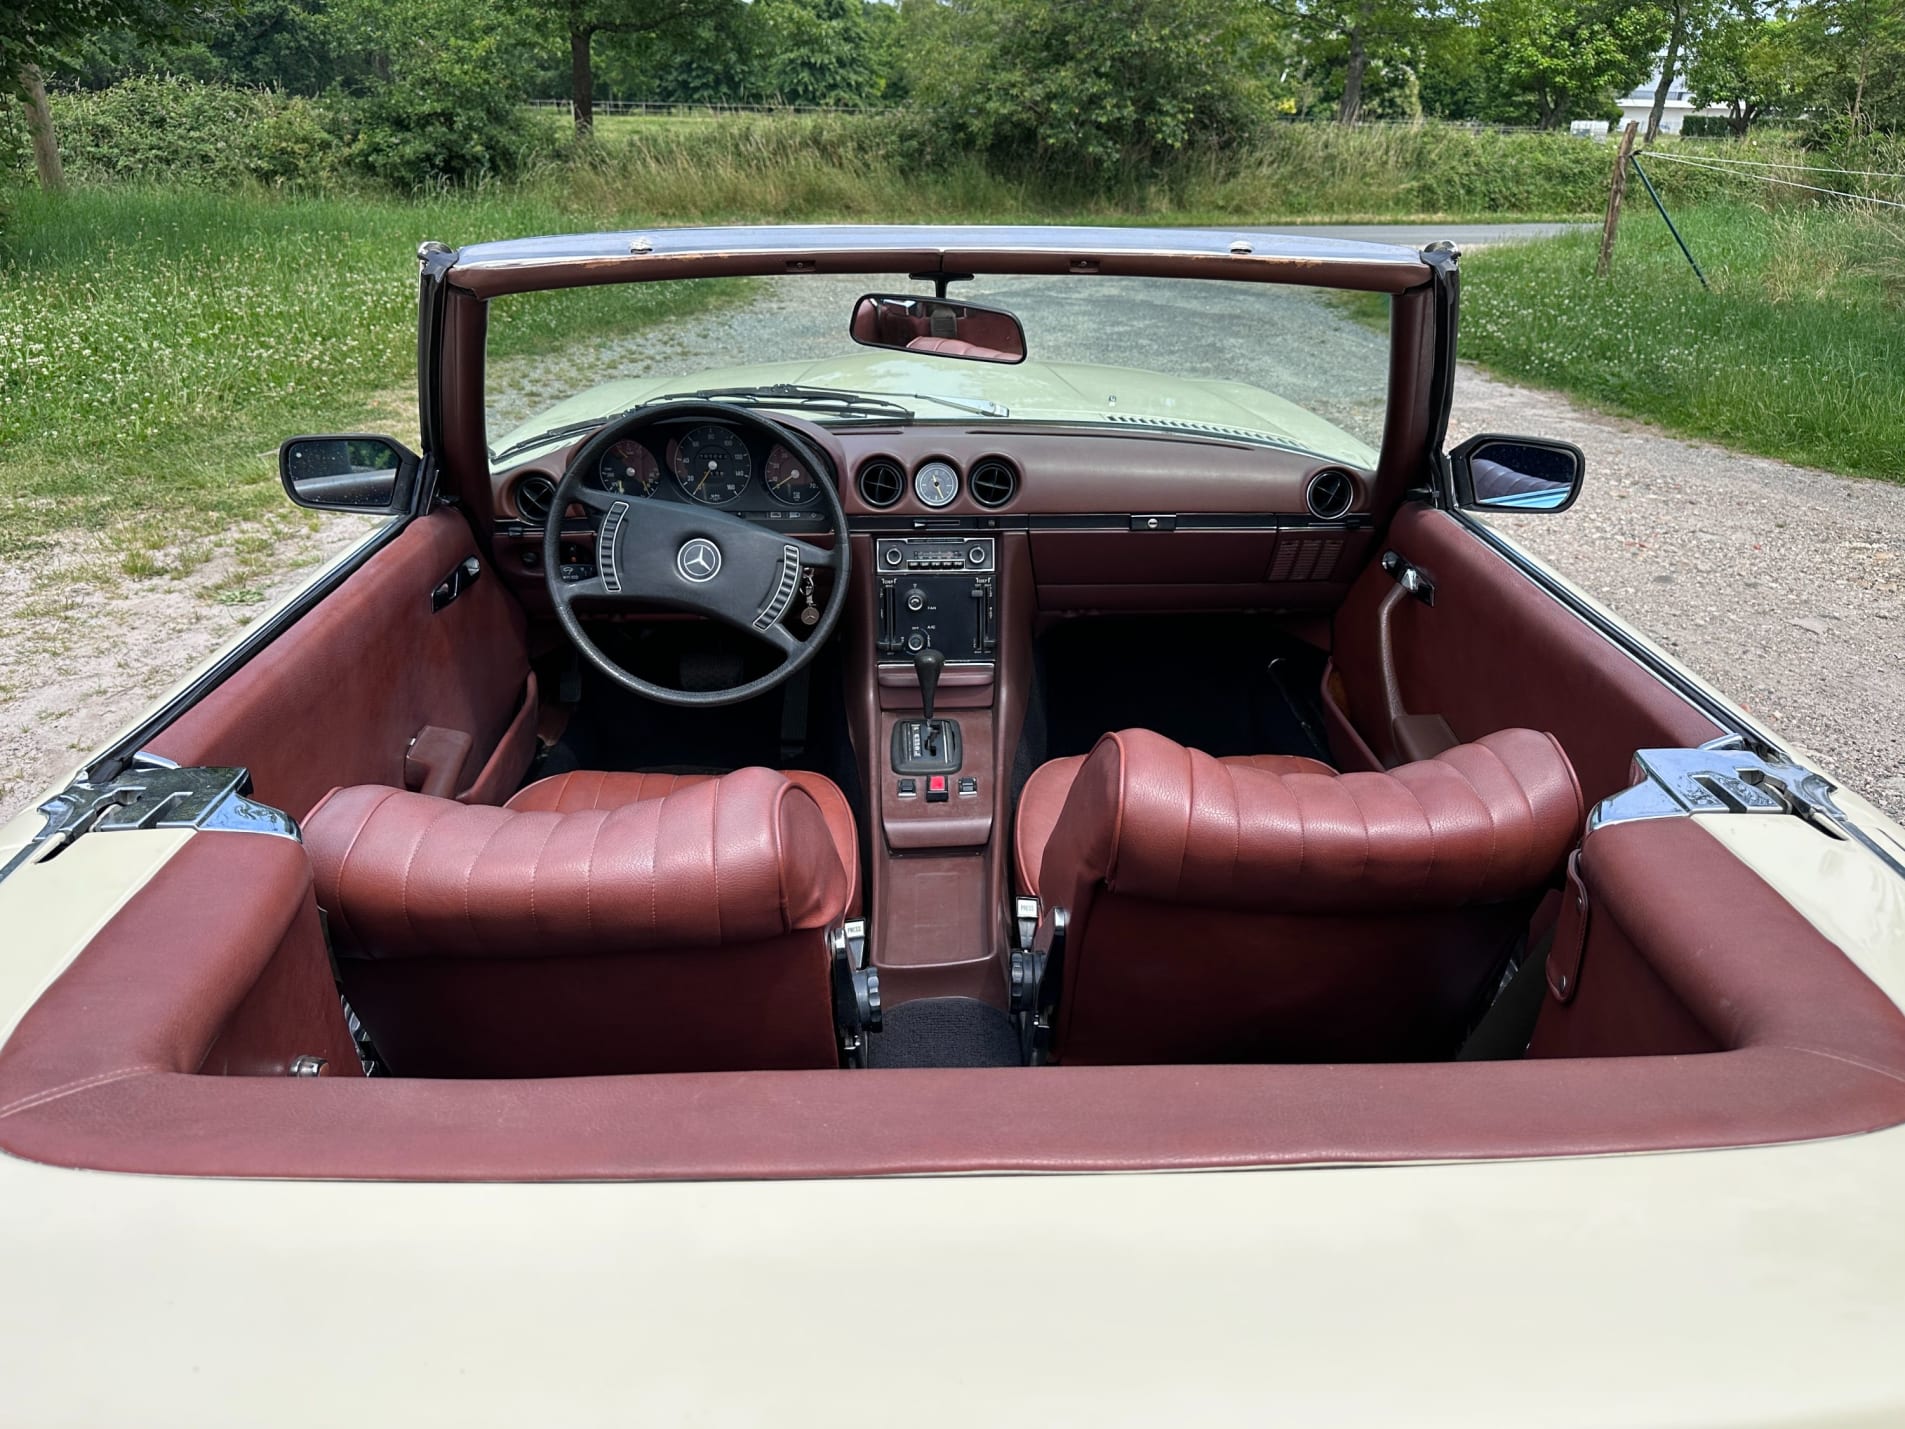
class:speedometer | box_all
[763,445,821,506]
[671,425,753,505]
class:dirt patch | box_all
[0,509,380,819]
[1455,366,1905,819]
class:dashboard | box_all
[489,413,1381,614]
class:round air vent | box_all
[514,473,556,524]
[1305,467,1357,521]
[857,457,905,508]
[969,457,1019,508]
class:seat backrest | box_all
[1035,728,1584,1064]
[303,768,850,1076]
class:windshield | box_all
[484,274,1389,470]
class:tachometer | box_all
[598,438,661,496]
[671,424,753,505]
[763,445,821,506]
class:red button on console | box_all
[925,775,949,803]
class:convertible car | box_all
[3,226,1904,1423]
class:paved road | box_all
[1255,222,1589,248]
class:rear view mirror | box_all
[280,434,420,515]
[1451,434,1585,514]
[849,294,1027,364]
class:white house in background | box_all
[1618,73,1732,134]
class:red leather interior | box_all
[1027,728,1584,1063]
[7,814,1905,1181]
[507,768,860,912]
[1330,505,1720,809]
[1014,751,1333,896]
[307,770,849,959]
[301,769,853,1077]
[148,512,534,820]
[905,335,1013,361]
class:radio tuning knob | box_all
[883,547,903,566]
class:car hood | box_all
[491,352,1378,467]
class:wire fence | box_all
[526,98,896,118]
[1642,148,1905,210]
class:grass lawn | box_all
[1456,202,1905,483]
[0,187,746,593]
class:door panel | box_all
[1330,505,1720,808]
[149,511,532,819]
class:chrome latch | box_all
[1381,550,1435,605]
[288,1056,327,1077]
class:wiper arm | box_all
[889,391,1008,417]
[658,385,915,419]
[489,411,633,464]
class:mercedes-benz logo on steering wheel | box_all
[677,538,722,583]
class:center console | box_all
[862,534,1014,1005]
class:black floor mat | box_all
[866,997,1022,1069]
[1034,615,1333,764]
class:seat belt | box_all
[1456,922,1559,1062]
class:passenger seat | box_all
[1012,728,1583,1064]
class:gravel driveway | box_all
[7,234,1898,825]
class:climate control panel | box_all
[875,537,997,660]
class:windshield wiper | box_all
[489,411,635,464]
[658,385,916,419]
[663,384,1011,420]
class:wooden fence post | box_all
[1596,121,1639,278]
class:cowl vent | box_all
[857,458,905,508]
[970,458,1019,508]
[1305,468,1357,521]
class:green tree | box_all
[326,0,542,185]
[917,0,1268,172]
[531,0,709,133]
[2,0,200,189]
[753,0,876,107]
[1264,1,1429,123]
[1645,0,1723,142]
[1792,0,1905,133]
[1478,0,1666,128]
[1686,1,1807,136]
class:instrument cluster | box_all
[592,419,826,515]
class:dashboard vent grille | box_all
[514,474,556,525]
[1268,536,1343,583]
[1103,413,1278,443]
[969,457,1019,508]
[1304,467,1357,521]
[857,457,905,508]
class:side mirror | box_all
[280,434,420,514]
[848,294,1027,364]
[1450,434,1585,514]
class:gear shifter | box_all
[890,644,961,775]
[913,646,944,753]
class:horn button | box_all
[676,537,723,583]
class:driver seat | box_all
[303,766,864,1078]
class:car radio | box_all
[875,537,997,660]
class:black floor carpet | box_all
[866,997,1022,1069]
[1033,615,1333,764]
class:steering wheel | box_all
[543,402,851,707]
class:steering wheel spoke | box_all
[797,539,843,571]
[569,484,620,515]
[755,619,802,657]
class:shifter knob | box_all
[912,646,944,726]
